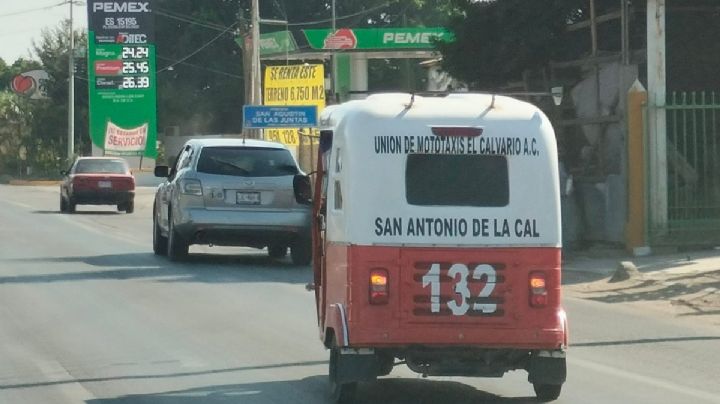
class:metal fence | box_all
[653,91,720,243]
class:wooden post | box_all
[626,80,648,251]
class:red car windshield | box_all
[74,160,128,174]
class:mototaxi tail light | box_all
[179,178,203,196]
[369,269,389,305]
[529,271,548,307]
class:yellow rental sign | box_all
[263,64,325,146]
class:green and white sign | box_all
[86,0,157,158]
[259,30,298,56]
[302,27,453,50]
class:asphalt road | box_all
[1,184,719,404]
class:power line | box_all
[155,9,232,33]
[285,1,399,27]
[156,56,243,79]
[157,22,239,73]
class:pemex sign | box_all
[86,0,157,158]
[257,28,454,58]
[302,27,453,50]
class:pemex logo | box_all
[323,29,357,49]
[10,70,50,99]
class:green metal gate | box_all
[655,91,720,243]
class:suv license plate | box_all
[98,181,112,188]
[236,191,260,205]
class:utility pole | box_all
[239,2,261,139]
[647,0,668,235]
[68,0,75,160]
[251,0,261,107]
[331,0,337,102]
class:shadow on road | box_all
[0,252,311,285]
[561,269,609,286]
[579,273,720,309]
[0,360,327,390]
[586,281,708,303]
[32,210,123,215]
[571,335,720,348]
[84,376,537,404]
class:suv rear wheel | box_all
[167,211,189,261]
[153,204,168,256]
[268,244,287,259]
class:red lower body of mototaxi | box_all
[319,244,568,400]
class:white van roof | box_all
[321,93,544,129]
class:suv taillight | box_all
[180,179,203,195]
[369,269,389,305]
[529,271,548,307]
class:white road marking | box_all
[571,356,720,403]
[0,199,35,210]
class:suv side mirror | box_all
[319,130,333,153]
[293,174,312,204]
[154,165,169,178]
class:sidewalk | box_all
[564,245,720,326]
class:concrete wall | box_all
[563,62,639,245]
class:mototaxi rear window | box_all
[196,146,299,177]
[405,154,509,207]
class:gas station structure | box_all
[258,27,453,101]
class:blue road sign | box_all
[243,105,318,129]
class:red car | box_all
[60,157,135,213]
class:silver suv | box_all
[152,138,312,264]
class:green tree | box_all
[155,0,247,135]
[437,0,586,89]
[666,0,720,91]
[27,20,88,173]
[153,0,460,136]
[0,91,32,177]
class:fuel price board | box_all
[87,1,157,157]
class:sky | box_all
[0,0,88,64]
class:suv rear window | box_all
[197,147,299,177]
[405,154,509,207]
